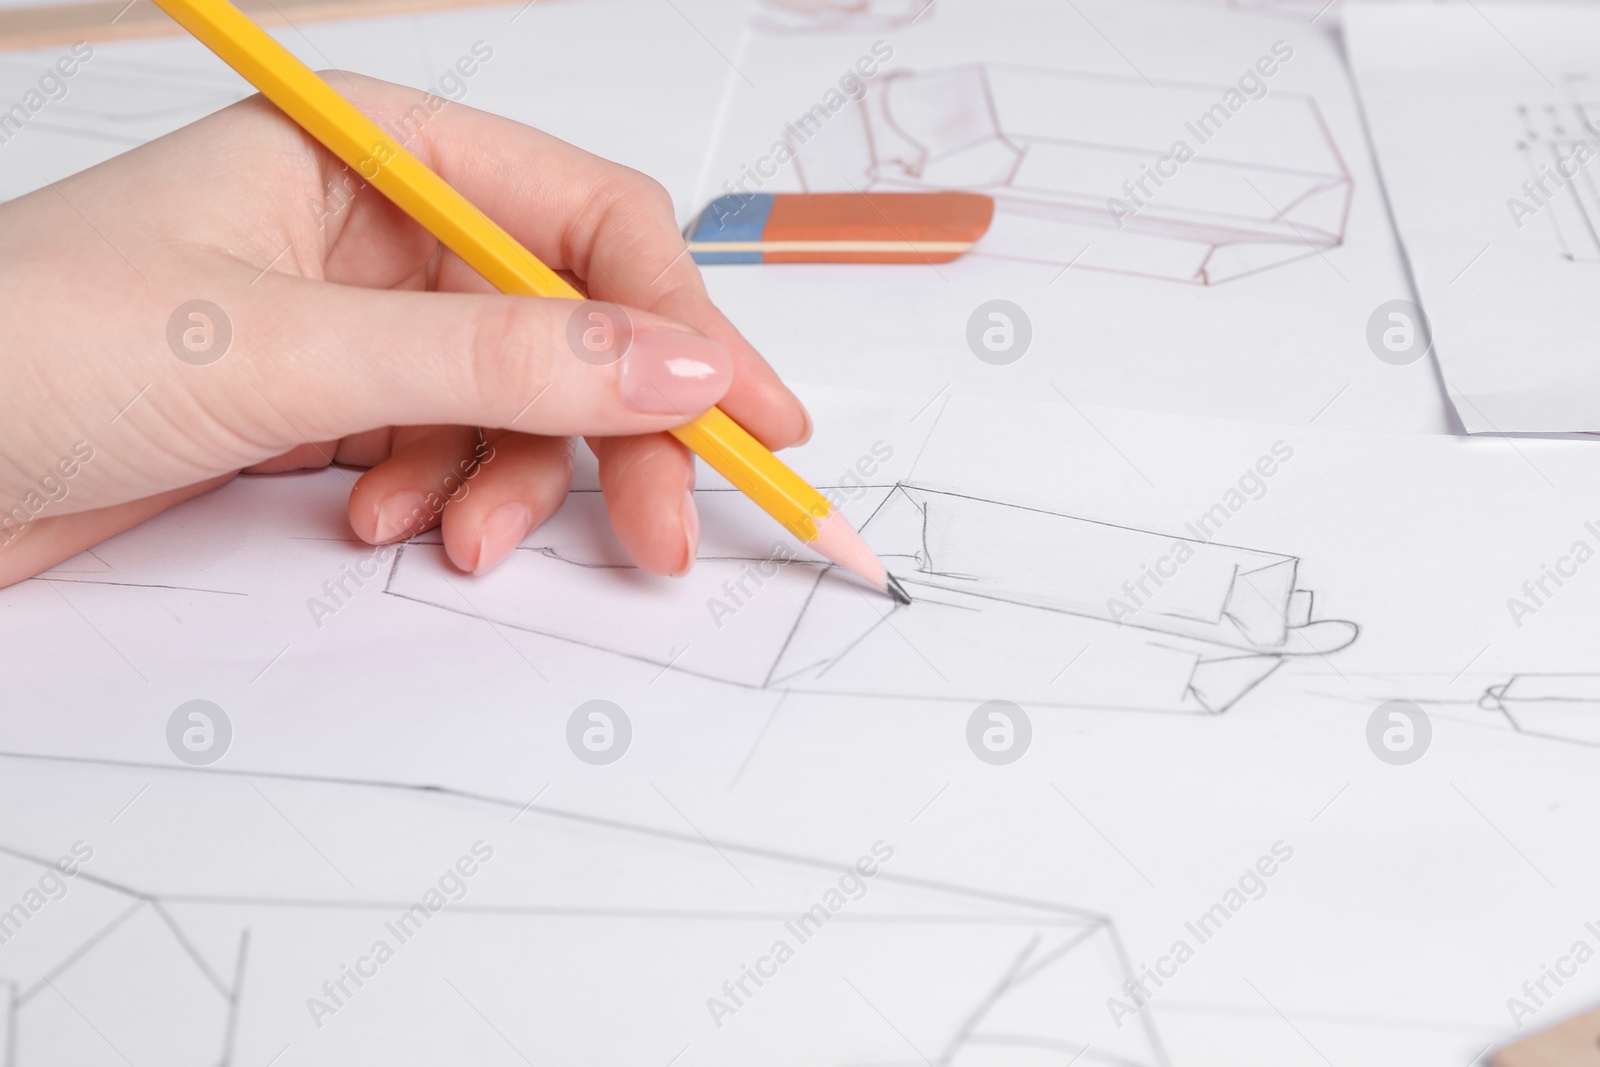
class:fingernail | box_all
[621,330,731,415]
[794,401,814,446]
[474,502,533,575]
[673,489,699,577]
[376,490,427,542]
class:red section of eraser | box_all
[762,191,994,263]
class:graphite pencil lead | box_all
[886,574,912,605]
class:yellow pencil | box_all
[150,0,907,602]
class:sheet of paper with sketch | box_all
[1346,1,1600,433]
[695,0,1449,433]
[0,753,1166,1067]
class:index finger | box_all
[338,75,811,451]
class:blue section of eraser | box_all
[687,193,773,264]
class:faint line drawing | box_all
[1513,100,1600,262]
[0,753,1170,1067]
[751,0,934,34]
[385,484,1358,713]
[788,63,1353,285]
[1480,674,1600,747]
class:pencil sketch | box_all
[787,63,1352,285]
[751,0,934,34]
[1513,99,1600,262]
[1480,674,1600,748]
[0,752,1169,1067]
[385,484,1358,713]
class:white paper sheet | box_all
[0,0,745,220]
[1346,1,1600,433]
[696,0,1452,433]
[3,387,1600,1065]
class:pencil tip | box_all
[886,574,912,605]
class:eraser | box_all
[685,191,994,264]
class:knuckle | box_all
[468,299,557,420]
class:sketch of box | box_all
[384,484,1357,713]
[0,857,242,1067]
[790,63,1352,285]
[1481,674,1600,747]
[0,762,1168,1067]
[1514,102,1600,263]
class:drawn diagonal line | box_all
[444,977,535,1065]
[650,782,756,888]
[45,582,148,683]
[1059,0,1151,87]
[149,899,232,998]
[905,395,951,484]
[1050,782,1155,889]
[935,934,1042,1064]
[845,583,948,682]
[1450,782,1556,888]
[1047,383,1156,488]
[1242,977,1337,1067]
[650,643,694,684]
[659,0,755,87]
[1233,569,1348,683]
[908,383,951,424]
[20,899,147,1004]
[48,182,149,284]
[1309,781,1349,823]
[845,977,935,1067]
[728,691,788,792]
[509,782,551,823]
[1464,0,1557,89]
[43,979,137,1065]
[249,782,356,888]
[1242,177,1347,283]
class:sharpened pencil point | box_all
[886,574,912,605]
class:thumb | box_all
[242,276,732,441]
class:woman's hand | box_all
[0,73,808,588]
